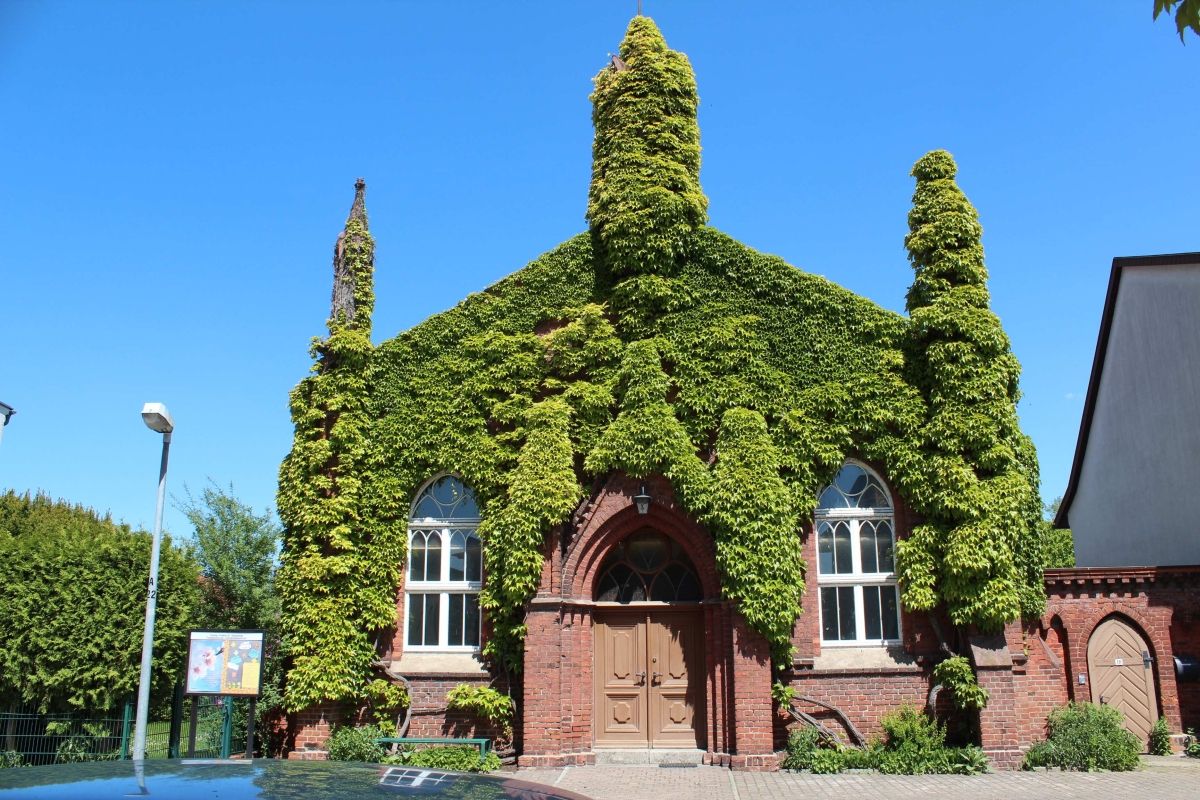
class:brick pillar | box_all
[973,622,1024,769]
[286,701,342,760]
[518,602,563,766]
[728,609,777,771]
[976,665,1022,768]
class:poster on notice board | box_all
[185,630,264,696]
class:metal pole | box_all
[220,699,233,759]
[120,700,133,759]
[244,700,257,760]
[167,681,184,758]
[132,431,170,760]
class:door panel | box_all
[594,609,704,748]
[594,616,648,745]
[648,612,704,746]
[1087,617,1158,746]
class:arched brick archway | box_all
[563,478,721,604]
[1040,568,1193,744]
[517,473,777,769]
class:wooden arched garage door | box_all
[1086,616,1159,745]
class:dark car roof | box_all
[0,759,593,800]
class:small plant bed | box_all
[325,724,500,772]
[1022,702,1141,772]
[382,744,501,773]
[1186,729,1200,759]
[781,705,988,775]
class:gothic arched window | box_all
[595,530,702,603]
[406,476,482,650]
[815,462,900,645]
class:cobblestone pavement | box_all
[516,756,1200,800]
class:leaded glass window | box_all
[406,476,482,651]
[594,530,703,603]
[816,462,901,645]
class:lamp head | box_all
[141,403,174,434]
[0,402,13,426]
[634,484,652,516]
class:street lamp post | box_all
[132,402,174,760]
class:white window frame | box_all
[405,477,482,653]
[815,462,902,647]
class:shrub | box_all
[46,721,119,764]
[382,745,501,773]
[839,745,879,770]
[782,710,986,775]
[326,724,385,763]
[1021,702,1140,772]
[0,751,24,769]
[876,704,950,774]
[1148,717,1172,756]
[780,726,822,770]
[1184,729,1199,758]
[947,745,990,775]
[808,748,844,774]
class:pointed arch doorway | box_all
[1087,616,1159,745]
[592,529,707,748]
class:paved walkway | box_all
[517,756,1200,800]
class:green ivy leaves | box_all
[279,23,1047,711]
[898,151,1044,629]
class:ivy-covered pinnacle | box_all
[896,150,1044,629]
[587,17,708,335]
[277,179,404,711]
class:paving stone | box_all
[517,756,1200,800]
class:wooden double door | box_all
[594,608,705,748]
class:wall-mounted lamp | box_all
[634,484,652,515]
[0,401,14,449]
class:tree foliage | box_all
[1155,0,1200,42]
[1041,496,1075,569]
[181,484,285,745]
[0,491,198,712]
[181,483,280,631]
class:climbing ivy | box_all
[587,15,707,337]
[279,17,1046,705]
[896,150,1044,629]
[932,655,989,711]
[277,182,406,711]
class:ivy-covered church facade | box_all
[278,17,1076,769]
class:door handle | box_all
[652,671,663,684]
[634,671,646,685]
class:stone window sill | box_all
[393,651,489,675]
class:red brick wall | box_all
[286,672,509,760]
[1029,567,1200,737]
[777,668,933,746]
[290,468,1200,769]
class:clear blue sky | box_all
[2,2,1196,537]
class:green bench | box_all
[374,736,491,762]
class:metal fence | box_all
[0,696,232,766]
